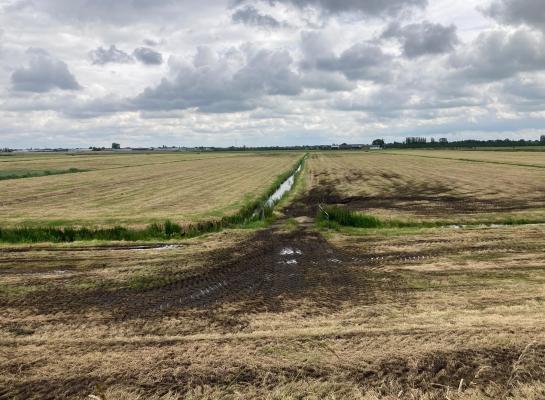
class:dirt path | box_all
[96,224,368,318]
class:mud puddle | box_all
[449,223,545,230]
[132,244,184,251]
[279,247,302,256]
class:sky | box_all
[1,0,545,148]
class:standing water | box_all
[265,164,302,208]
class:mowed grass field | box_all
[388,149,545,168]
[0,152,302,227]
[305,151,545,224]
[2,150,545,399]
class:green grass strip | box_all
[316,205,545,230]
[0,168,89,181]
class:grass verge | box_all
[316,205,545,231]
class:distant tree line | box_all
[9,134,545,153]
[382,136,545,149]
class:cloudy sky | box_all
[1,0,544,148]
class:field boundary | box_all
[316,205,545,230]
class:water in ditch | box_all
[265,164,302,208]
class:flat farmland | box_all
[0,152,241,173]
[302,151,545,224]
[2,150,545,399]
[390,149,545,168]
[0,152,302,227]
[2,223,545,399]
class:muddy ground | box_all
[285,177,545,218]
[2,212,545,399]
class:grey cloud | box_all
[299,31,336,69]
[331,87,410,118]
[449,28,545,81]
[193,46,219,68]
[300,31,393,82]
[131,46,302,113]
[503,76,545,100]
[261,0,427,17]
[301,70,356,92]
[5,0,545,147]
[89,45,134,65]
[328,71,487,119]
[142,38,165,47]
[232,5,282,28]
[500,75,545,112]
[5,0,226,25]
[2,92,130,119]
[133,47,163,65]
[486,0,545,32]
[320,42,393,82]
[383,21,458,58]
[234,49,301,96]
[11,48,81,92]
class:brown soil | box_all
[285,180,540,218]
[1,225,401,322]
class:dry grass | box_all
[2,151,545,399]
[307,151,545,223]
[1,224,545,399]
[0,151,240,173]
[0,152,301,227]
[390,149,545,168]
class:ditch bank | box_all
[316,205,545,230]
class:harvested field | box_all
[0,152,242,173]
[2,222,545,399]
[389,150,545,168]
[1,150,545,399]
[0,152,301,227]
[297,151,545,224]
